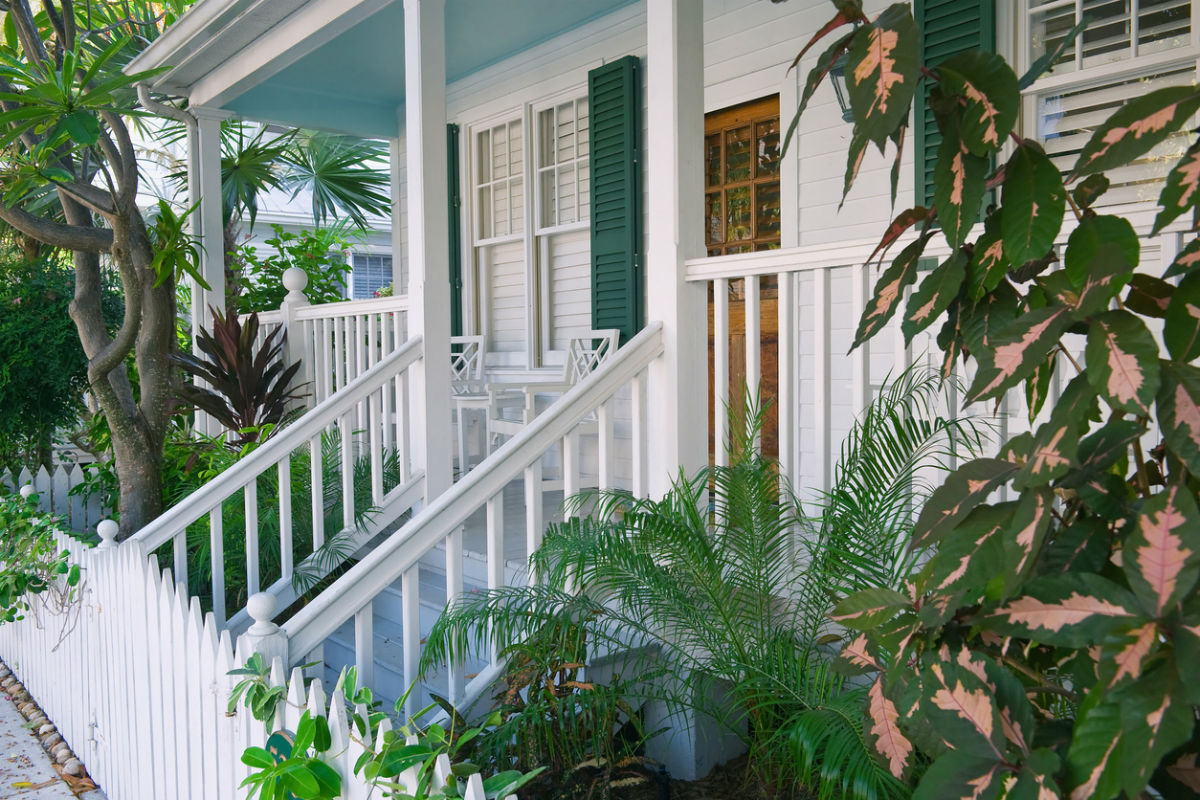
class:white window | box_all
[1023,0,1199,205]
[536,98,590,230]
[350,253,393,299]
[474,119,525,241]
[466,91,593,367]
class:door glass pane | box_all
[756,181,781,240]
[725,126,753,182]
[725,186,752,241]
[706,134,722,187]
[706,191,722,245]
[756,119,780,177]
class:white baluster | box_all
[714,277,729,464]
[278,458,293,581]
[245,479,259,597]
[210,509,225,624]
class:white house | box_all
[0,1,1191,797]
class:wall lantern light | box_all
[829,52,855,123]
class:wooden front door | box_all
[705,95,782,462]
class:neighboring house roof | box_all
[127,0,638,138]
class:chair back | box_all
[564,329,620,385]
[449,335,486,395]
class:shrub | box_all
[0,257,122,472]
[421,371,984,799]
[793,3,1200,796]
[236,225,354,313]
[0,488,80,626]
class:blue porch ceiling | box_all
[223,0,638,138]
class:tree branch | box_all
[9,0,50,67]
[54,179,116,218]
[0,202,114,251]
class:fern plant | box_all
[420,366,986,799]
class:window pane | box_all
[725,126,753,182]
[510,177,525,231]
[576,98,589,156]
[538,109,556,168]
[1080,0,1132,65]
[509,121,523,175]
[476,129,491,182]
[540,169,557,227]
[706,134,722,187]
[756,181,781,240]
[725,186,752,241]
[493,181,509,235]
[493,124,508,179]
[756,119,780,177]
[557,164,576,224]
[1030,6,1081,73]
[1039,64,1194,205]
[577,161,590,220]
[557,101,576,162]
[1139,0,1191,54]
[477,186,492,239]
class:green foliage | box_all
[147,198,206,290]
[230,660,543,800]
[281,132,390,230]
[236,225,353,313]
[797,3,1200,796]
[171,307,306,447]
[0,488,80,625]
[0,257,121,472]
[421,374,983,798]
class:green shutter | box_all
[914,0,995,208]
[588,55,642,344]
[447,123,464,339]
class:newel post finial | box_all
[279,267,311,409]
[281,267,310,307]
[237,592,289,667]
[96,519,118,550]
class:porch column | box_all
[403,0,453,500]
[645,0,707,496]
[191,107,228,435]
[191,107,227,326]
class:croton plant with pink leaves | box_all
[789,1,1200,797]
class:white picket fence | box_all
[0,522,507,800]
[0,463,107,532]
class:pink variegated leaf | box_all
[1067,692,1123,800]
[1125,274,1173,319]
[1122,483,1200,618]
[852,233,929,349]
[1002,141,1066,269]
[864,205,933,270]
[830,586,911,631]
[842,125,871,207]
[1100,622,1159,688]
[965,217,1009,301]
[867,676,913,779]
[782,29,857,158]
[1152,137,1200,234]
[999,490,1054,594]
[1164,236,1200,279]
[933,127,989,250]
[1116,664,1194,797]
[788,0,867,72]
[838,634,880,673]
[922,663,1005,759]
[1072,86,1200,178]
[844,4,920,147]
[1165,753,1200,793]
[902,250,967,343]
[966,305,1071,403]
[987,574,1138,647]
[1084,310,1161,415]
[1163,271,1200,363]
[912,458,1017,548]
[1157,363,1200,477]
[935,50,1019,157]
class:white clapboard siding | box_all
[0,527,514,800]
[1,463,107,533]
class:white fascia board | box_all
[124,0,258,88]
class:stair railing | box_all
[130,336,425,629]
[279,323,664,715]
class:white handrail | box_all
[293,295,408,319]
[283,323,664,661]
[131,336,424,553]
